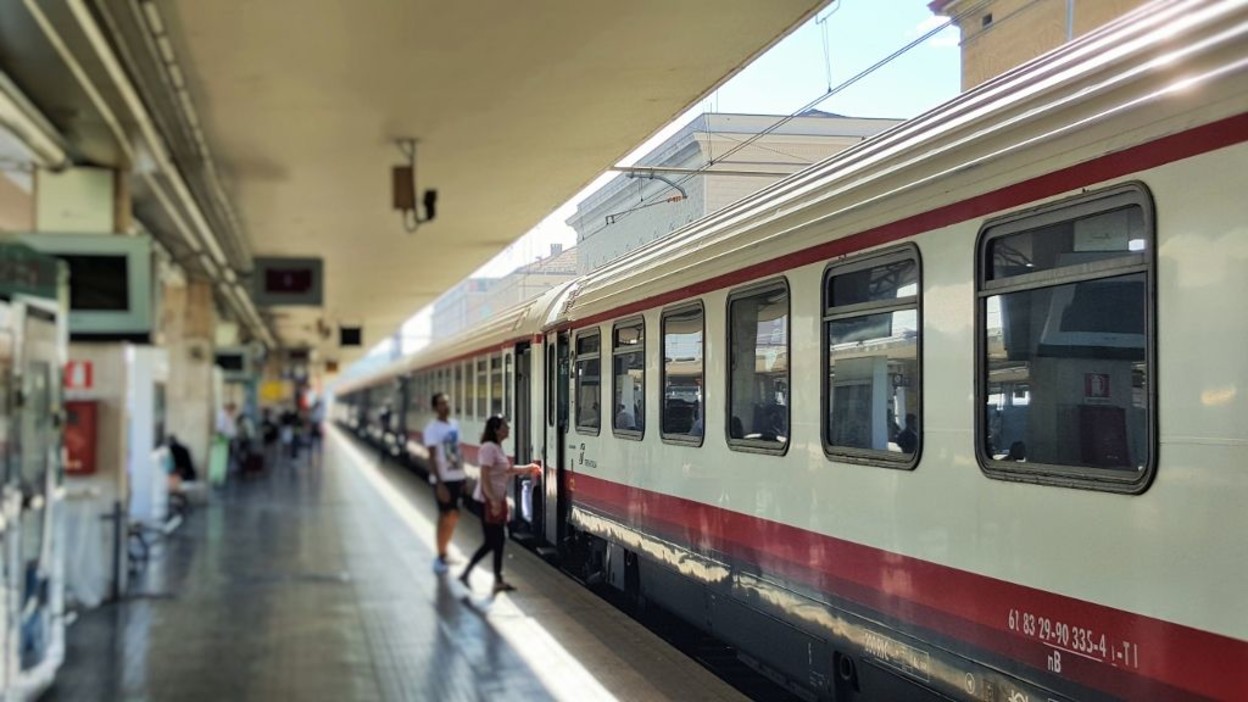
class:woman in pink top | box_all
[459,416,540,593]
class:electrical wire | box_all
[580,0,988,241]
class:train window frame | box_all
[546,341,555,428]
[573,328,602,436]
[821,244,923,469]
[610,317,646,441]
[660,302,706,448]
[490,352,505,417]
[725,278,791,457]
[974,182,1157,494]
[454,363,464,417]
[504,353,513,422]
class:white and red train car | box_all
[335,3,1248,698]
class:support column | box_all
[0,171,33,232]
[159,279,217,471]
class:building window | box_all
[574,330,601,434]
[491,353,504,417]
[612,320,645,438]
[982,13,993,28]
[661,304,704,444]
[823,247,921,466]
[727,281,789,452]
[978,184,1154,492]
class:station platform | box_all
[45,428,745,701]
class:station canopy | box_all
[0,0,825,360]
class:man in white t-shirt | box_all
[424,392,465,573]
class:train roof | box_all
[335,281,575,393]
[555,0,1248,326]
[336,0,1248,394]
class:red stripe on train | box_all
[570,472,1247,701]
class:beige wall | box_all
[941,0,1151,90]
[0,174,33,232]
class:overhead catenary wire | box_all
[816,1,842,92]
[579,0,987,244]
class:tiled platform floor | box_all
[44,428,743,702]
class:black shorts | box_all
[436,480,465,513]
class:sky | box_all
[359,1,962,367]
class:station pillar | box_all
[158,278,218,472]
[0,171,33,232]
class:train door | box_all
[542,331,570,548]
[0,303,13,689]
[10,302,62,676]
[512,344,535,529]
[396,376,410,456]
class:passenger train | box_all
[335,3,1248,699]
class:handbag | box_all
[484,499,508,525]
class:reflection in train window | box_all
[612,320,645,438]
[503,354,512,421]
[727,281,789,452]
[547,344,556,427]
[574,330,601,434]
[475,358,488,419]
[661,304,704,445]
[454,364,463,417]
[978,185,1153,490]
[823,248,921,466]
[408,374,423,416]
[491,353,504,417]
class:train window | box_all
[504,354,513,420]
[823,246,921,468]
[612,319,645,439]
[547,343,555,427]
[574,329,601,434]
[661,304,705,445]
[727,281,789,453]
[977,184,1154,492]
[475,358,488,419]
[491,354,504,417]
[454,364,464,417]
